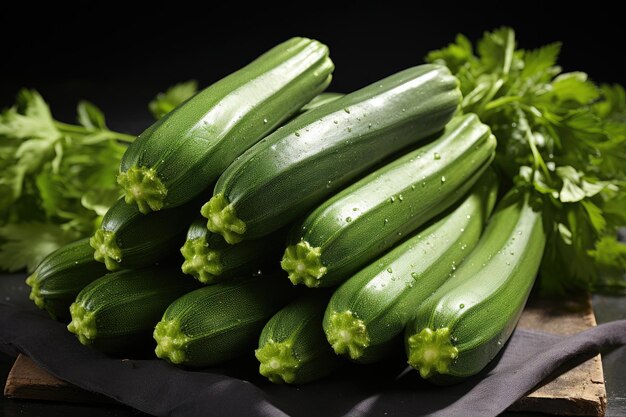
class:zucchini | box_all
[25,238,109,321]
[256,291,339,384]
[180,217,284,284]
[202,64,461,244]
[323,170,498,363]
[154,273,298,367]
[404,189,546,382]
[118,37,334,214]
[67,267,200,353]
[90,197,200,271]
[300,92,343,113]
[282,114,496,287]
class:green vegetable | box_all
[203,64,461,244]
[324,170,498,363]
[67,267,200,353]
[282,114,496,287]
[0,90,134,272]
[180,217,284,284]
[300,92,344,113]
[149,80,198,120]
[256,291,339,384]
[24,238,109,321]
[404,189,546,382]
[90,197,201,271]
[154,274,297,367]
[119,37,334,214]
[427,28,626,293]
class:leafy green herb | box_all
[149,80,198,119]
[0,90,136,272]
[427,28,626,293]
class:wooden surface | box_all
[510,294,606,416]
[3,294,606,416]
[3,354,112,404]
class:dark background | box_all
[1,6,625,134]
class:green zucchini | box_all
[25,238,109,321]
[300,92,343,113]
[90,197,200,271]
[180,217,284,284]
[67,267,200,353]
[323,170,498,363]
[256,291,339,384]
[404,189,546,382]
[154,274,298,367]
[202,64,461,244]
[282,114,496,288]
[118,37,334,214]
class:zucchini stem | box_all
[117,166,168,214]
[281,241,328,287]
[180,237,224,284]
[325,310,370,360]
[67,302,97,346]
[90,229,123,271]
[255,340,300,384]
[25,273,45,309]
[406,327,458,379]
[154,319,190,365]
[201,194,246,244]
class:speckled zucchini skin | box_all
[283,114,496,288]
[203,64,461,244]
[404,189,546,382]
[323,169,498,363]
[154,274,298,367]
[25,238,109,321]
[67,267,199,353]
[118,38,334,213]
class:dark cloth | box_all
[1,303,625,417]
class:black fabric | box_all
[1,303,625,417]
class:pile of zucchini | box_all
[25,37,546,386]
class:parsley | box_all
[149,80,198,119]
[0,90,135,272]
[427,28,626,294]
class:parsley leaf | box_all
[149,80,198,119]
[428,28,626,294]
[0,90,134,272]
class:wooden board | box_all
[510,294,606,416]
[3,295,606,416]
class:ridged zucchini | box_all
[67,267,200,353]
[256,291,339,384]
[90,197,200,271]
[118,37,334,214]
[404,189,546,382]
[25,238,109,321]
[154,274,298,367]
[282,114,496,287]
[180,217,284,284]
[202,64,461,244]
[323,170,498,363]
[300,92,343,113]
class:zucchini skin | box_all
[154,273,298,367]
[256,291,339,384]
[90,196,201,271]
[118,37,334,213]
[203,64,461,244]
[25,238,109,321]
[283,114,496,287]
[323,170,498,363]
[404,189,546,382]
[180,218,285,284]
[299,92,343,113]
[67,267,200,353]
